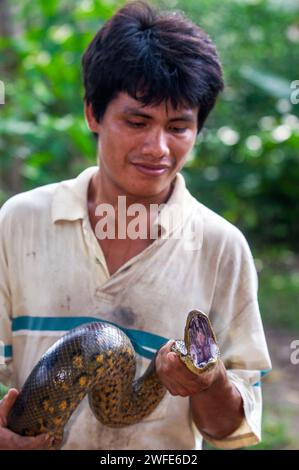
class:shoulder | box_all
[0,182,59,225]
[204,203,248,244]
[193,198,248,249]
[189,196,253,260]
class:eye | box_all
[169,127,188,134]
[126,120,146,128]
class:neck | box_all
[88,169,175,210]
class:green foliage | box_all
[246,406,294,450]
[204,405,294,450]
[257,249,299,330]
[0,0,125,203]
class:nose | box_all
[140,128,170,159]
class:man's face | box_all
[86,92,198,200]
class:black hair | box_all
[82,0,224,135]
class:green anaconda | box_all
[7,310,219,449]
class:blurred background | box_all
[0,0,298,449]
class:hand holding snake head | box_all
[155,311,221,397]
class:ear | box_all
[84,101,100,133]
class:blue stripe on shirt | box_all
[253,369,272,386]
[4,345,12,357]
[12,315,168,359]
[0,344,13,361]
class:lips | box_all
[132,162,171,177]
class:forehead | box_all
[110,92,198,119]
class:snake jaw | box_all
[172,310,220,376]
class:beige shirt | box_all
[0,167,271,449]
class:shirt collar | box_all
[51,166,98,223]
[152,172,198,238]
[51,167,198,237]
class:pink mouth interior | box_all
[188,315,218,368]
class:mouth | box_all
[132,163,170,177]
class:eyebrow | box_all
[122,106,196,122]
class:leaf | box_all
[240,66,292,99]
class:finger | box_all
[167,354,211,392]
[167,352,199,381]
[159,340,176,355]
[16,434,54,450]
[156,350,179,376]
[155,343,175,373]
[167,351,182,364]
[0,427,53,450]
[0,389,19,426]
[159,350,193,382]
[162,378,191,397]
[157,344,202,394]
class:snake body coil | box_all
[7,311,219,448]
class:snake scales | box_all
[7,310,219,449]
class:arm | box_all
[189,360,244,439]
[155,341,244,439]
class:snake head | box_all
[172,310,220,375]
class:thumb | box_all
[0,389,19,426]
[163,339,176,353]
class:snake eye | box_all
[53,369,69,386]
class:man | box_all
[0,1,271,450]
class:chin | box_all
[127,183,168,198]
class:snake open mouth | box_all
[172,310,219,374]
[186,311,219,369]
